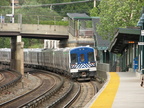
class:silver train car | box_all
[0,48,11,65]
[0,46,97,80]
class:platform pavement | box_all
[85,71,144,108]
[112,72,144,108]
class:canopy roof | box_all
[109,28,140,54]
[67,13,92,20]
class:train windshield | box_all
[88,52,95,62]
[80,54,85,62]
[71,53,77,63]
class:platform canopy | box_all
[109,28,140,54]
[67,13,92,20]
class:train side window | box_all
[88,52,94,61]
[80,54,85,62]
[71,54,77,63]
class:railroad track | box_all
[37,76,74,108]
[48,80,99,108]
[70,81,97,108]
[0,72,4,83]
[0,68,103,108]
[0,70,21,92]
[0,70,64,108]
[0,70,17,86]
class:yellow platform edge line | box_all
[90,72,120,108]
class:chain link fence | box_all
[0,14,68,25]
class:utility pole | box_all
[12,0,14,23]
[94,0,96,7]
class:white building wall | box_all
[44,40,59,49]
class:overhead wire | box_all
[0,0,96,8]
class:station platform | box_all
[85,72,144,108]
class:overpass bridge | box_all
[0,23,69,75]
[0,23,69,40]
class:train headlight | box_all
[71,64,77,69]
[90,62,96,67]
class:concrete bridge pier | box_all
[10,36,24,75]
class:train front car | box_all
[69,46,97,80]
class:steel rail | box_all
[0,69,22,92]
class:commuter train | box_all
[0,46,97,80]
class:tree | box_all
[0,37,11,48]
[0,1,9,6]
[90,7,99,17]
[36,0,93,16]
[90,0,144,40]
[15,6,60,24]
[0,1,11,14]
[57,0,93,16]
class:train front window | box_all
[80,54,85,62]
[71,54,77,63]
[88,52,94,61]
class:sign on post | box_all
[138,42,144,45]
[141,30,144,36]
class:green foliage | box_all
[0,37,11,48]
[37,0,93,16]
[0,1,9,6]
[0,0,94,25]
[22,38,44,48]
[0,0,61,24]
[28,43,44,48]
[90,7,99,17]
[15,1,60,24]
[91,0,144,40]
[59,1,93,16]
